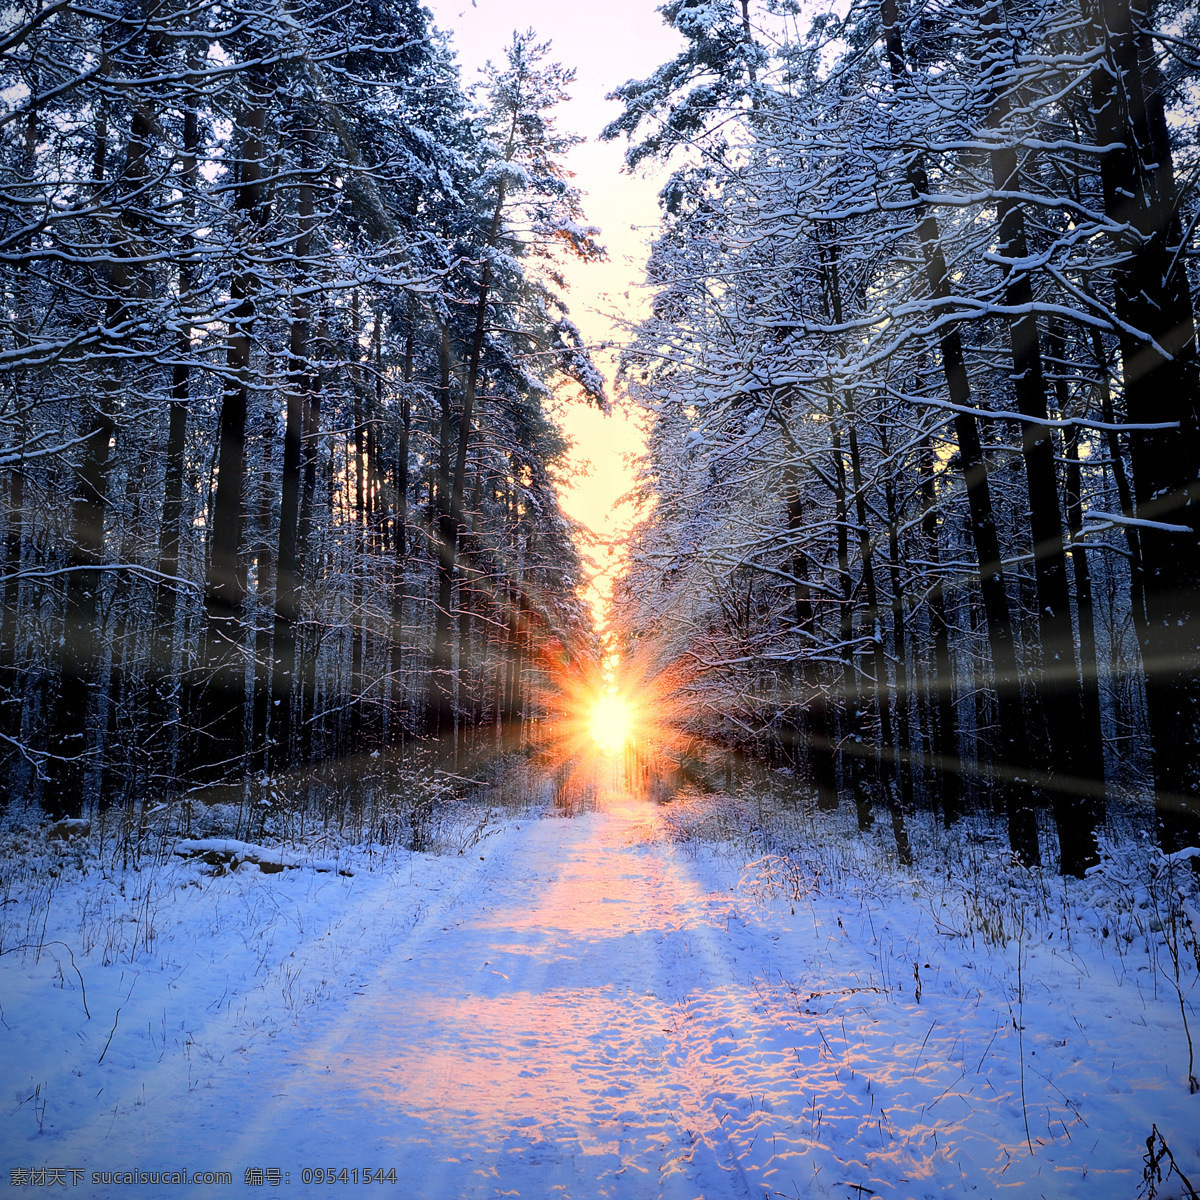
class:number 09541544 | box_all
[300,1168,397,1184]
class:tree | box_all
[425,29,605,741]
[606,0,1199,871]
[0,1,603,827]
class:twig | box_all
[912,1018,937,1070]
[1144,1124,1200,1200]
[97,1008,120,1065]
[974,1019,1001,1073]
[53,942,90,1020]
[1,940,90,1019]
[1016,909,1033,1155]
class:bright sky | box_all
[424,0,681,625]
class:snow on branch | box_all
[906,395,1179,434]
[1082,510,1195,535]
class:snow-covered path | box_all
[212,787,807,1198]
[8,778,821,1198]
[5,766,1200,1198]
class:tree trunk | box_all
[1047,321,1107,831]
[847,418,912,864]
[201,71,269,777]
[880,424,916,814]
[979,2,1098,872]
[349,292,366,756]
[269,119,315,772]
[0,98,39,762]
[46,73,147,817]
[778,432,838,809]
[387,306,414,745]
[830,412,870,830]
[426,182,507,741]
[920,431,962,823]
[1087,0,1200,849]
[294,312,326,766]
[426,322,456,738]
[880,0,1038,864]
[149,49,200,793]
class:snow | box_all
[172,838,353,875]
[2,771,1198,1198]
[1082,510,1195,536]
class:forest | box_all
[3,0,1200,1191]
[605,0,1200,877]
[2,0,1199,879]
[0,0,608,834]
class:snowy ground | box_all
[2,757,1199,1199]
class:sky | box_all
[423,0,683,624]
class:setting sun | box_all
[590,694,634,753]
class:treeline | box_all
[0,0,604,823]
[606,0,1200,873]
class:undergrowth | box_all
[654,784,1200,1103]
[0,750,552,966]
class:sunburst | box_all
[590,693,634,753]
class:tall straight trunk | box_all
[293,312,326,765]
[778,423,838,808]
[846,424,893,775]
[847,419,912,864]
[830,414,869,830]
[202,71,269,776]
[821,243,901,838]
[251,418,275,773]
[500,526,528,743]
[880,425,915,813]
[46,70,149,816]
[920,431,962,823]
[1090,326,1147,627]
[150,48,200,791]
[0,451,25,758]
[348,292,366,755]
[111,31,177,805]
[453,575,467,765]
[456,489,477,732]
[510,574,528,735]
[504,582,520,734]
[1062,424,1105,730]
[1047,321,1107,827]
[270,119,315,772]
[366,313,394,743]
[352,291,367,530]
[1087,0,1200,849]
[497,576,512,731]
[880,0,1038,864]
[980,1,1098,872]
[387,308,414,745]
[101,464,149,809]
[368,425,385,545]
[494,510,515,739]
[427,184,508,739]
[363,387,384,750]
[397,310,414,563]
[453,184,505,525]
[48,385,117,817]
[817,246,869,826]
[1,97,39,759]
[426,322,456,737]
